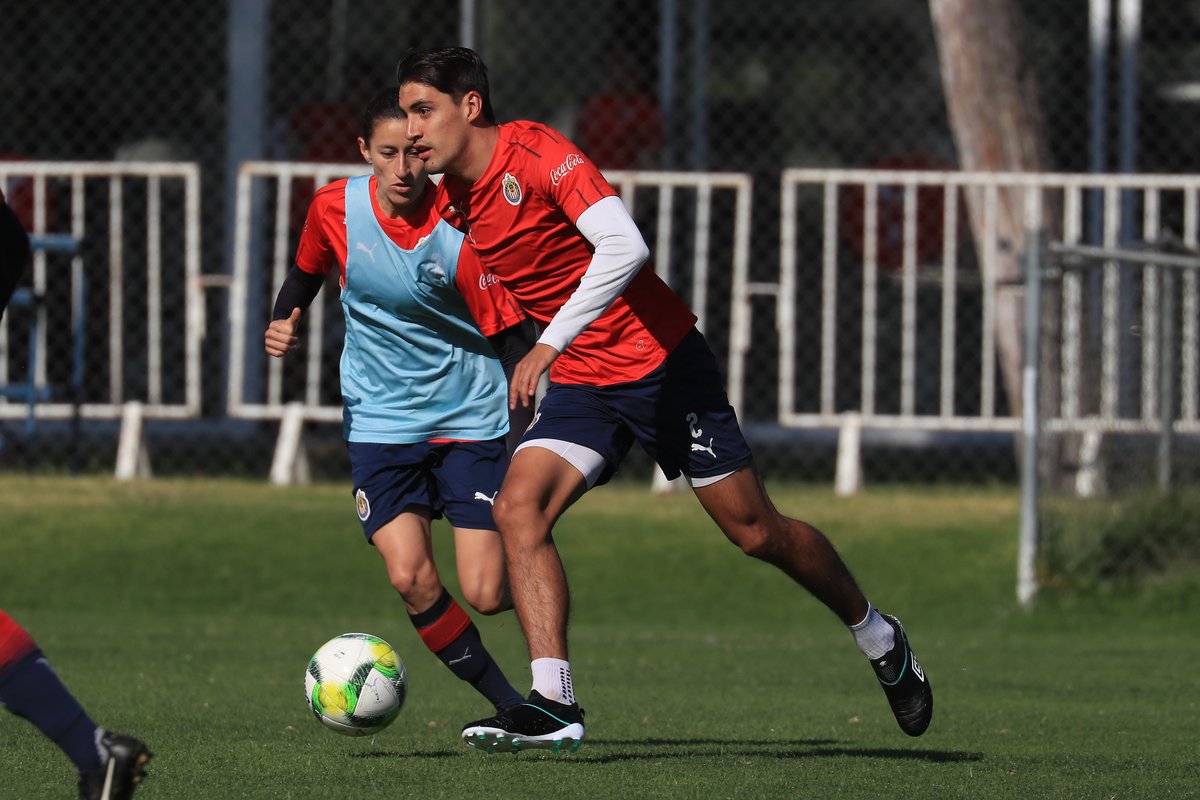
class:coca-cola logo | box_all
[549,153,585,186]
[478,272,501,290]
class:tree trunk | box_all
[929,0,1064,483]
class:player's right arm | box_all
[264,182,342,358]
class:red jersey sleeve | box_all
[294,180,347,279]
[530,128,618,225]
[454,240,526,336]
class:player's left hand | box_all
[264,307,302,358]
[510,343,559,409]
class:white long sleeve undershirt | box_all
[535,195,650,354]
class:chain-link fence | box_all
[3,0,1199,483]
[1031,233,1200,601]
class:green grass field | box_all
[1,477,1197,799]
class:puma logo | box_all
[355,241,379,263]
[448,647,472,666]
[691,438,717,458]
[473,491,497,505]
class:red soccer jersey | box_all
[295,177,524,336]
[435,121,696,385]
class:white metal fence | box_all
[7,162,1199,497]
[0,162,205,423]
[780,169,1200,493]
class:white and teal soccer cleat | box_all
[461,690,585,754]
[871,614,933,736]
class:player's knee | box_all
[462,584,510,616]
[724,516,784,562]
[458,568,509,615]
[492,491,545,539]
[386,561,438,603]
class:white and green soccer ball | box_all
[305,632,408,736]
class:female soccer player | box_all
[396,47,932,753]
[264,87,535,718]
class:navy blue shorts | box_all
[347,439,507,541]
[521,328,753,486]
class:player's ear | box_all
[358,137,371,163]
[463,91,483,123]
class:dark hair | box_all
[395,46,496,123]
[360,86,405,144]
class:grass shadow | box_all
[347,738,983,765]
[350,748,460,760]
[550,738,983,765]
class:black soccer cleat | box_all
[77,731,153,800]
[461,690,585,754]
[871,614,933,736]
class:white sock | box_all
[850,605,896,660]
[531,657,575,705]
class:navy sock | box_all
[0,650,101,772]
[410,590,523,712]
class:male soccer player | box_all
[397,46,932,754]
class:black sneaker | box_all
[871,614,933,736]
[77,731,153,800]
[461,690,585,754]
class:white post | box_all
[114,401,152,480]
[270,402,311,486]
[834,413,862,497]
[1017,189,1044,608]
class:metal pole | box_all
[1087,0,1109,344]
[459,0,477,49]
[659,0,678,170]
[689,0,709,171]
[225,0,269,410]
[1018,189,1044,608]
[1117,0,1141,415]
[1088,0,1109,237]
[326,0,348,101]
[1158,267,1176,492]
[1117,0,1140,178]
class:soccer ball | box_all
[305,632,408,736]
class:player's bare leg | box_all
[691,466,869,624]
[461,446,589,753]
[692,466,933,736]
[452,525,511,615]
[374,513,523,714]
[491,446,590,660]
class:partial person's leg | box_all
[692,470,933,736]
[461,445,592,753]
[374,514,522,712]
[0,611,102,772]
[656,330,932,735]
[490,445,591,662]
[452,526,510,615]
[0,611,153,793]
[691,467,869,624]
